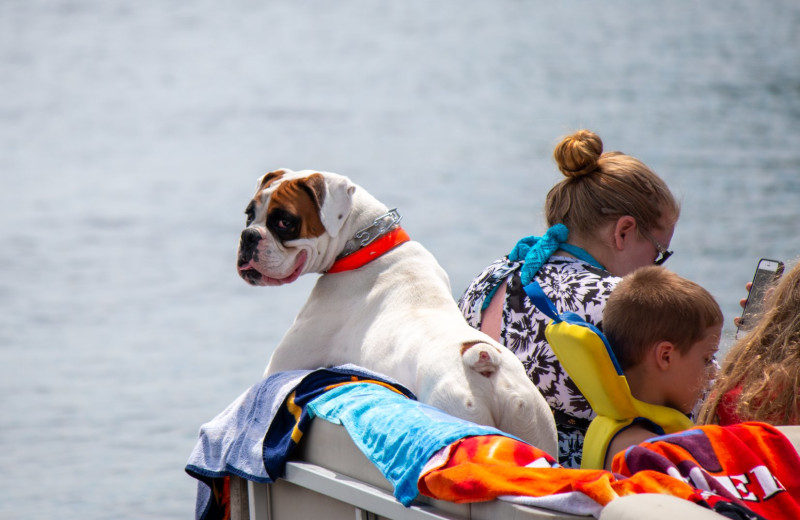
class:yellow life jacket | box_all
[523,280,694,470]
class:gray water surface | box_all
[1,1,799,518]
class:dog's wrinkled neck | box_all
[337,209,402,259]
[327,209,409,274]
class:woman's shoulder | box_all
[537,257,620,323]
[542,256,621,286]
[463,256,522,290]
[458,256,522,325]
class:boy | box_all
[601,266,723,470]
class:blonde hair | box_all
[696,260,800,425]
[545,130,680,237]
[603,266,723,370]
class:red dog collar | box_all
[327,227,410,273]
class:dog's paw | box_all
[460,341,501,377]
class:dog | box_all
[236,168,557,454]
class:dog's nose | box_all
[238,228,262,261]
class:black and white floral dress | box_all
[458,255,620,468]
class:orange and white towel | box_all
[419,422,800,519]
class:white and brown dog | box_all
[236,168,557,454]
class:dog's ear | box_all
[305,173,355,238]
[256,169,289,192]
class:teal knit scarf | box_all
[508,224,604,286]
[478,224,605,312]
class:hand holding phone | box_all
[736,258,784,339]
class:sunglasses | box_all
[640,229,674,265]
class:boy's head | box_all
[603,266,723,414]
[603,266,723,371]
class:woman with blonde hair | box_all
[697,260,800,426]
[458,129,680,467]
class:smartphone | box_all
[736,258,784,339]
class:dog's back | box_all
[240,169,557,455]
[268,240,557,454]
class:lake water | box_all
[1,1,799,518]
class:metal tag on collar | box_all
[354,209,402,247]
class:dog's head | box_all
[237,168,356,286]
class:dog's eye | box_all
[267,210,300,240]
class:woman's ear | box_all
[654,341,675,370]
[612,216,638,250]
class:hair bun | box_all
[554,129,604,178]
